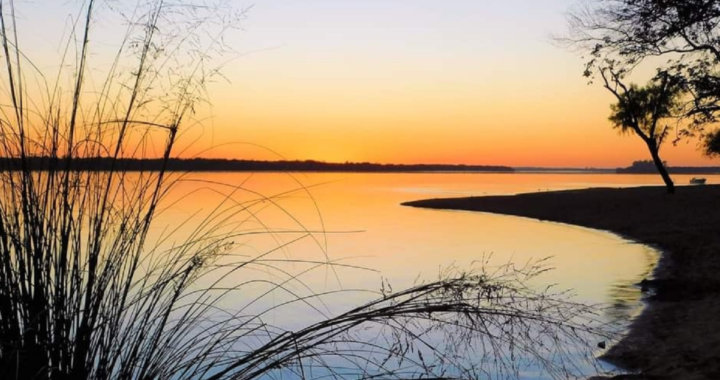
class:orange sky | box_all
[171,1,716,168]
[14,1,720,168]
[188,50,713,168]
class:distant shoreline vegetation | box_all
[0,157,514,173]
[5,157,720,174]
[616,160,720,174]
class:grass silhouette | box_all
[0,1,613,379]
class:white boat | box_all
[690,177,707,185]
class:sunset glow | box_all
[14,0,719,167]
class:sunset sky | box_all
[16,1,720,167]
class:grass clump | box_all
[0,1,613,379]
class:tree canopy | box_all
[567,0,720,149]
[602,69,681,192]
[607,73,683,143]
[705,129,720,156]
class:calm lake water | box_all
[149,172,717,378]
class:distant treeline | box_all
[617,160,720,174]
[515,167,614,173]
[0,157,514,173]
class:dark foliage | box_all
[0,157,514,173]
[565,0,720,156]
[599,70,681,192]
[704,128,720,157]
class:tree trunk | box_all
[649,144,675,194]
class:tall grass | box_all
[0,1,614,379]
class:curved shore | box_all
[403,185,720,380]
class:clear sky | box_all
[11,0,720,167]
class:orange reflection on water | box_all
[144,171,700,329]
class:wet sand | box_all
[403,185,720,380]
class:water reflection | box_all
[152,172,697,318]
[148,172,713,377]
[604,246,658,326]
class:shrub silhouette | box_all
[0,1,611,379]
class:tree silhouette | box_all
[705,129,720,157]
[565,0,720,155]
[601,70,682,193]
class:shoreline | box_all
[403,185,720,379]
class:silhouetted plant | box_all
[563,0,720,163]
[0,1,613,379]
[601,69,683,193]
[704,129,720,158]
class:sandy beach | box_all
[403,185,720,380]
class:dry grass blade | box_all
[0,1,612,379]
